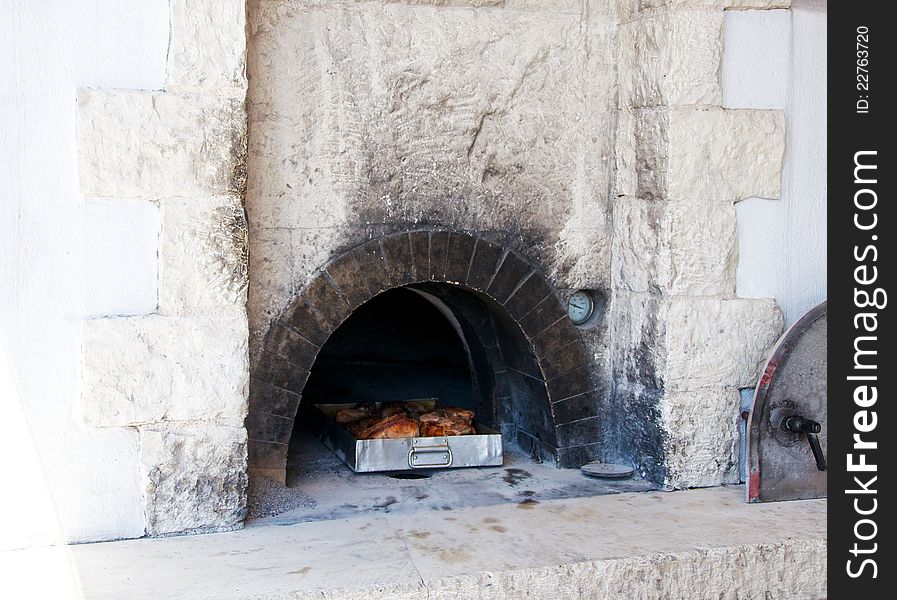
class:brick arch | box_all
[247,230,601,482]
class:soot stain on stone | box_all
[519,490,536,497]
[503,468,532,487]
[517,498,539,509]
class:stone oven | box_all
[248,230,606,483]
[77,0,788,536]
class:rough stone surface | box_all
[78,90,246,198]
[167,0,247,96]
[607,292,782,488]
[159,196,249,313]
[661,386,742,488]
[637,0,791,10]
[609,294,782,390]
[384,0,505,6]
[139,424,248,535]
[82,312,249,427]
[664,296,783,391]
[607,291,666,389]
[635,107,786,203]
[612,198,737,296]
[619,9,723,108]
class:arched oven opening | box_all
[246,231,644,523]
[298,287,480,415]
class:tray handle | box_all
[408,438,453,468]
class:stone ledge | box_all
[67,486,826,599]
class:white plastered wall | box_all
[726,0,827,325]
[1,1,169,545]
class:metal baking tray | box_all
[309,400,503,472]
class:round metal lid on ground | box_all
[581,462,634,479]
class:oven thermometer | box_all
[567,290,594,325]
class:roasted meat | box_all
[355,414,420,439]
[417,407,476,437]
[336,401,476,439]
[418,407,475,424]
[421,421,476,437]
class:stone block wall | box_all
[612,0,788,488]
[76,0,794,537]
[78,1,250,535]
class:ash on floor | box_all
[246,428,653,527]
[247,475,317,519]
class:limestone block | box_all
[159,196,248,313]
[247,3,614,237]
[78,90,245,198]
[661,386,741,489]
[504,0,585,9]
[620,9,723,108]
[610,294,781,389]
[139,424,247,535]
[635,107,785,203]
[380,0,586,9]
[167,0,247,96]
[612,199,736,296]
[638,0,790,9]
[666,201,737,296]
[607,291,667,389]
[83,197,161,318]
[383,0,504,6]
[612,199,666,294]
[82,312,249,427]
[664,296,782,391]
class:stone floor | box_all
[58,486,826,600]
[247,428,653,524]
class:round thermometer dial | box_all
[567,290,594,325]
